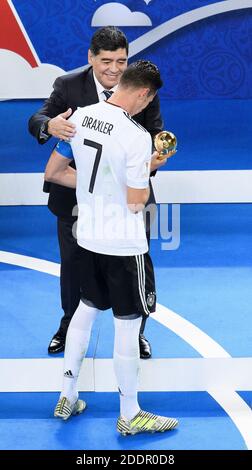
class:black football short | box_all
[79,247,156,318]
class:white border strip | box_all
[1,357,252,392]
[153,170,252,204]
[1,170,252,205]
[0,251,60,276]
[0,173,48,205]
[152,306,230,358]
[208,389,252,450]
[0,358,94,392]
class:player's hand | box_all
[150,151,167,172]
[47,108,76,141]
[150,149,177,172]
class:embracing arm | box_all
[44,150,76,188]
[28,76,75,143]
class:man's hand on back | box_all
[47,108,76,141]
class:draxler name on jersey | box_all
[82,115,114,135]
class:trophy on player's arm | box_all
[154,131,177,160]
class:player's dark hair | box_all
[120,60,163,95]
[90,26,129,55]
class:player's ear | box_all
[139,87,149,99]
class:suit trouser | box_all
[57,217,151,336]
[57,217,81,334]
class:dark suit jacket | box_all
[29,67,163,218]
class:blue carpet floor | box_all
[0,392,248,450]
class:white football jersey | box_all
[59,101,152,255]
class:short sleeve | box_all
[126,133,152,189]
[55,140,73,159]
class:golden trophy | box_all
[154,131,177,160]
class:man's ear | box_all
[88,49,93,65]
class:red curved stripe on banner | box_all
[0,0,38,67]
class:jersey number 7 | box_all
[84,139,103,193]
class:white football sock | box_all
[113,316,142,420]
[60,300,99,403]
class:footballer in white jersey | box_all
[45,59,164,317]
[56,100,152,256]
[50,60,179,434]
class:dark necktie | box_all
[103,90,113,100]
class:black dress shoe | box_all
[139,334,152,359]
[48,333,66,354]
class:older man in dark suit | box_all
[29,26,165,358]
